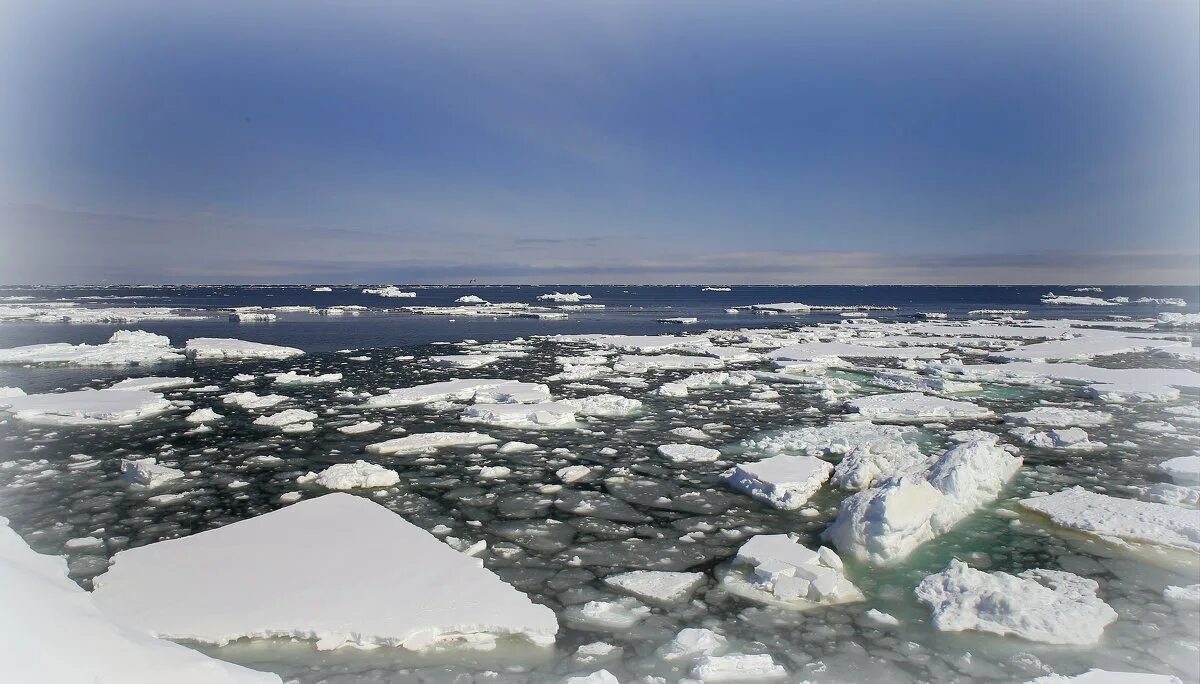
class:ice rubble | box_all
[845,392,994,421]
[565,670,620,684]
[742,422,928,491]
[725,454,832,510]
[0,330,182,366]
[362,286,416,297]
[366,431,498,455]
[1018,487,1200,558]
[915,559,1117,645]
[0,517,280,684]
[92,493,558,650]
[0,389,174,425]
[185,338,304,361]
[718,534,862,610]
[603,570,706,606]
[298,461,400,489]
[657,628,728,663]
[363,379,550,407]
[826,438,1022,564]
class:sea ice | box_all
[845,392,993,421]
[718,534,861,609]
[603,570,706,606]
[252,409,318,427]
[363,379,549,407]
[0,389,174,425]
[337,421,383,434]
[460,402,577,428]
[915,559,1117,645]
[0,330,182,366]
[120,457,185,487]
[1160,457,1200,485]
[273,371,342,385]
[429,354,499,369]
[658,443,721,463]
[298,461,400,489]
[725,454,832,510]
[185,338,304,361]
[91,494,558,650]
[1018,487,1200,559]
[107,376,194,391]
[1003,407,1112,428]
[688,654,787,682]
[362,286,416,297]
[366,431,498,455]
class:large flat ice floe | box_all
[460,402,577,429]
[826,439,1022,564]
[845,392,993,422]
[185,338,305,361]
[366,431,498,455]
[915,559,1117,645]
[925,360,1200,403]
[1018,488,1200,562]
[0,330,182,366]
[363,379,550,407]
[0,517,280,684]
[0,389,174,425]
[92,493,558,650]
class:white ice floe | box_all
[1009,427,1105,451]
[990,334,1188,363]
[363,379,550,407]
[613,354,724,373]
[725,455,832,510]
[915,559,1117,645]
[1027,670,1182,683]
[658,443,721,464]
[362,286,416,297]
[845,392,993,422]
[185,408,223,423]
[561,394,643,417]
[298,461,400,490]
[230,312,277,322]
[430,354,499,369]
[222,392,288,410]
[185,338,304,361]
[0,517,280,684]
[670,426,710,441]
[0,330,182,366]
[563,597,651,631]
[743,422,927,491]
[1160,457,1200,485]
[1163,584,1200,606]
[455,295,487,304]
[565,670,619,684]
[337,421,382,434]
[1041,293,1118,306]
[1003,407,1112,428]
[657,628,729,663]
[91,493,558,650]
[688,654,788,682]
[461,402,577,429]
[557,465,593,483]
[718,534,861,610]
[868,369,982,394]
[107,376,194,391]
[366,431,498,455]
[769,343,945,369]
[1018,487,1200,559]
[603,570,706,606]
[252,409,318,427]
[273,371,342,385]
[658,317,699,324]
[826,439,1021,564]
[312,287,332,292]
[537,292,591,302]
[925,360,1200,403]
[0,390,174,425]
[120,458,185,487]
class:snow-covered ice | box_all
[845,392,994,422]
[366,431,498,455]
[298,461,400,489]
[725,454,832,510]
[186,338,304,361]
[0,389,174,425]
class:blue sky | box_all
[1,1,1196,284]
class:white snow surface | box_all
[363,379,550,407]
[92,493,558,650]
[460,402,577,429]
[915,559,1117,645]
[603,570,706,606]
[1003,407,1112,428]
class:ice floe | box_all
[298,461,400,489]
[602,570,706,606]
[725,454,832,509]
[0,330,182,366]
[845,392,994,421]
[91,493,558,650]
[362,286,416,297]
[0,389,174,425]
[366,431,498,455]
[718,534,862,610]
[185,338,304,361]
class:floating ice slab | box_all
[659,443,721,463]
[926,360,1200,403]
[363,379,549,407]
[0,389,174,426]
[1018,487,1200,559]
[299,461,400,490]
[1160,457,1200,485]
[107,376,194,391]
[0,330,182,366]
[1003,407,1112,428]
[429,354,499,369]
[725,454,832,510]
[0,517,280,684]
[561,394,643,417]
[915,559,1117,645]
[769,342,945,363]
[845,392,993,421]
[120,457,185,487]
[991,334,1188,363]
[252,408,318,427]
[222,392,288,410]
[603,570,706,606]
[362,286,416,297]
[1009,427,1105,451]
[537,291,591,302]
[273,371,342,385]
[460,402,577,429]
[337,420,382,434]
[366,431,498,455]
[613,354,724,373]
[657,628,729,662]
[563,597,651,631]
[826,439,1021,564]
[718,534,861,610]
[689,654,788,682]
[186,338,304,361]
[185,407,222,423]
[92,493,558,650]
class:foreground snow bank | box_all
[915,559,1117,645]
[0,517,280,684]
[92,493,558,650]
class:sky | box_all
[0,1,1197,285]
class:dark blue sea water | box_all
[2,284,1196,353]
